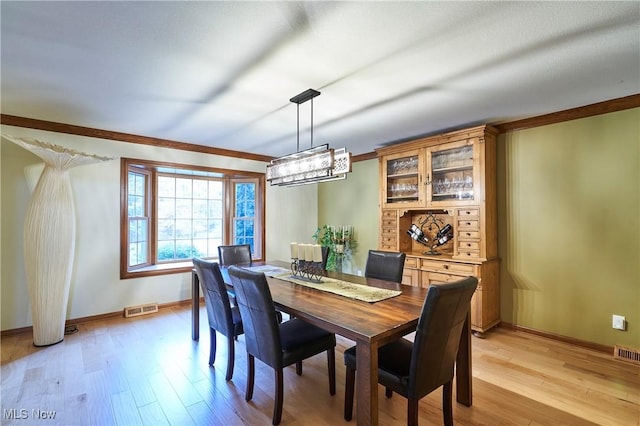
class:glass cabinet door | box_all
[426,140,477,206]
[383,150,423,207]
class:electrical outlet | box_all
[612,315,626,331]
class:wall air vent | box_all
[124,302,159,318]
[614,344,640,365]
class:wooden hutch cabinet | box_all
[377,125,500,334]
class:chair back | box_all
[364,250,406,283]
[227,266,282,369]
[218,244,252,266]
[192,258,235,337]
[409,276,478,399]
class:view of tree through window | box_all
[157,175,224,261]
[121,158,264,279]
[127,170,149,267]
[233,181,256,253]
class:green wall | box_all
[497,108,639,348]
[318,159,379,275]
[318,108,639,348]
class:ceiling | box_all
[2,1,639,158]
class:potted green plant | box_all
[312,225,356,272]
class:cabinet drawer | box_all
[382,219,397,228]
[420,259,476,275]
[381,227,396,236]
[421,271,476,287]
[458,219,479,230]
[458,230,480,239]
[404,257,418,268]
[380,236,397,246]
[381,244,396,251]
[382,210,397,219]
[427,272,462,284]
[458,208,479,218]
[457,250,481,259]
[458,241,480,251]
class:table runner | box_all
[243,265,401,303]
[245,265,291,276]
[272,273,401,303]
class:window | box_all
[121,158,264,278]
[156,174,223,261]
[127,169,150,268]
[232,179,257,253]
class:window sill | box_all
[121,261,197,279]
[121,256,265,280]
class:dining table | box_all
[191,260,472,426]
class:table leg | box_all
[455,310,472,406]
[192,270,199,341]
[356,340,379,426]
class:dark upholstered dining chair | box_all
[217,244,252,308]
[227,266,337,425]
[192,258,244,381]
[364,249,406,283]
[218,244,252,266]
[219,243,285,322]
[343,276,478,426]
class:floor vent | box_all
[124,303,159,318]
[614,344,640,365]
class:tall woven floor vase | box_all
[24,165,76,346]
[4,135,112,346]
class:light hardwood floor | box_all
[2,304,638,425]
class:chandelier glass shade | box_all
[267,89,352,186]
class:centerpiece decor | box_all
[289,243,328,282]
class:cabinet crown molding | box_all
[375,124,498,156]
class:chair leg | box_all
[246,354,255,401]
[296,361,302,376]
[225,335,235,381]
[407,398,419,426]
[443,380,453,426]
[344,365,355,421]
[327,348,336,395]
[385,387,393,398]
[209,328,217,366]
[273,368,284,425]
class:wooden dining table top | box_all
[225,260,428,345]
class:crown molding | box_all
[494,93,640,133]
[3,93,638,162]
[0,114,274,163]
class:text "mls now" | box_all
[4,409,57,420]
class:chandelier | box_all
[266,89,352,186]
